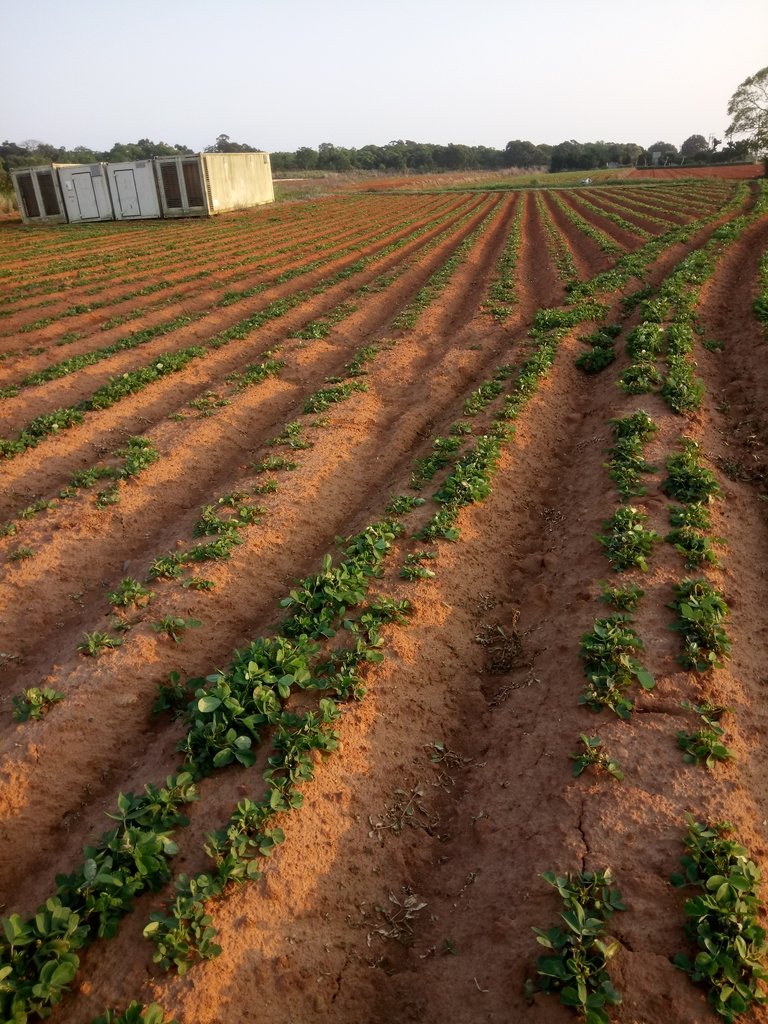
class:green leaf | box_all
[212,749,233,768]
[197,696,221,713]
[635,668,655,690]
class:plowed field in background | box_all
[1,177,768,1024]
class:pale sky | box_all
[3,0,766,153]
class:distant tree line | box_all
[0,134,258,176]
[0,132,757,186]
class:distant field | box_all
[2,177,768,1023]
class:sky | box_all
[3,0,767,154]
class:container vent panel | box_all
[182,160,204,208]
[38,172,60,216]
[17,173,40,218]
[160,163,183,208]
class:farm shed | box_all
[105,160,161,220]
[57,163,114,223]
[154,151,274,217]
[11,165,67,224]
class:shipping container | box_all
[106,160,161,220]
[11,165,67,224]
[154,152,274,217]
[57,163,114,222]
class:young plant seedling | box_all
[12,687,65,722]
[528,868,624,1021]
[8,546,35,562]
[598,582,645,612]
[151,617,202,644]
[78,631,123,656]
[669,578,731,672]
[400,551,438,581]
[677,700,734,768]
[597,506,660,573]
[579,616,654,719]
[108,577,154,608]
[153,672,192,717]
[570,735,623,780]
[182,577,216,592]
[91,1002,178,1024]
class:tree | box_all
[645,141,679,165]
[504,140,540,168]
[205,134,258,153]
[726,66,768,154]
[680,134,707,157]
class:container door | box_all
[72,172,100,219]
[114,169,140,217]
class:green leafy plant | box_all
[609,409,657,443]
[618,361,663,394]
[268,420,312,450]
[385,495,426,516]
[182,576,215,592]
[570,735,623,781]
[12,687,65,722]
[597,506,660,572]
[143,874,222,975]
[663,439,722,504]
[400,551,438,581]
[152,672,191,717]
[677,727,733,769]
[108,577,154,608]
[410,435,463,488]
[77,631,123,656]
[579,616,654,718]
[666,503,722,568]
[597,582,644,612]
[91,1001,178,1024]
[669,578,731,672]
[672,819,768,1021]
[677,696,733,768]
[8,546,35,562]
[150,617,202,644]
[576,328,620,374]
[252,455,298,474]
[148,554,184,580]
[528,869,624,1023]
[304,379,367,413]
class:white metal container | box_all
[154,152,274,217]
[106,160,161,220]
[11,165,67,224]
[56,164,114,222]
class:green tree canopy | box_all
[726,65,768,153]
[680,134,708,157]
[205,134,259,153]
[504,140,541,168]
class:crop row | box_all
[528,184,768,1021]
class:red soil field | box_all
[629,163,764,180]
[1,176,768,1024]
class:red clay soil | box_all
[2,179,768,1024]
[628,164,764,180]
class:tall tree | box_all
[726,66,768,153]
[680,134,707,157]
[205,134,258,154]
[504,140,540,168]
